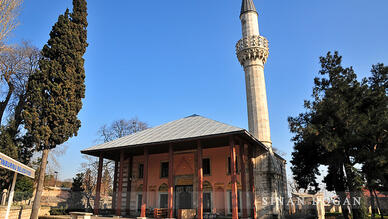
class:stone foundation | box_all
[0,205,50,219]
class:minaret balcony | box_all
[236,35,269,66]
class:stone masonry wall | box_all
[0,206,50,219]
[254,151,287,219]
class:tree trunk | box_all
[335,163,351,219]
[87,199,91,211]
[0,81,14,126]
[369,188,376,219]
[30,149,49,219]
[7,93,26,136]
[343,162,367,219]
[373,190,384,219]
[338,191,351,219]
[84,194,92,211]
[29,186,37,206]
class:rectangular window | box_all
[203,158,211,175]
[137,194,143,212]
[227,157,238,174]
[228,157,231,174]
[138,164,144,178]
[161,162,169,178]
[204,192,211,212]
[160,194,168,208]
[228,191,241,213]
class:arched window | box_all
[136,184,143,212]
[158,183,168,208]
[158,183,168,192]
[227,181,242,214]
[203,181,213,212]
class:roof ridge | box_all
[82,115,245,152]
[185,114,200,118]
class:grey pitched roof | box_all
[241,0,257,15]
[82,114,245,152]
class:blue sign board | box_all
[0,152,35,178]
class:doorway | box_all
[175,185,193,210]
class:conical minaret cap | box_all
[240,0,257,15]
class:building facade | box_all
[82,1,288,219]
[82,115,287,219]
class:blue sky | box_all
[10,0,388,180]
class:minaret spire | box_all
[240,0,257,15]
[236,0,272,149]
[236,4,288,219]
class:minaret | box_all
[236,0,272,149]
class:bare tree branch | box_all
[0,0,22,48]
[80,117,149,209]
[0,42,40,126]
[97,118,149,143]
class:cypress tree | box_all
[23,1,87,218]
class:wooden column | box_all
[248,145,257,219]
[168,144,174,218]
[141,147,149,218]
[239,142,248,218]
[112,160,118,211]
[197,141,203,219]
[229,136,239,219]
[116,150,124,216]
[126,155,133,216]
[94,153,104,215]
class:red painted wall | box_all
[129,146,244,215]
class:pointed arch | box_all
[159,183,168,192]
[203,181,213,192]
[227,181,242,190]
[136,184,143,192]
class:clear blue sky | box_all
[10,0,388,180]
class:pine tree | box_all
[14,175,34,202]
[358,64,388,219]
[23,1,87,218]
[288,52,384,219]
